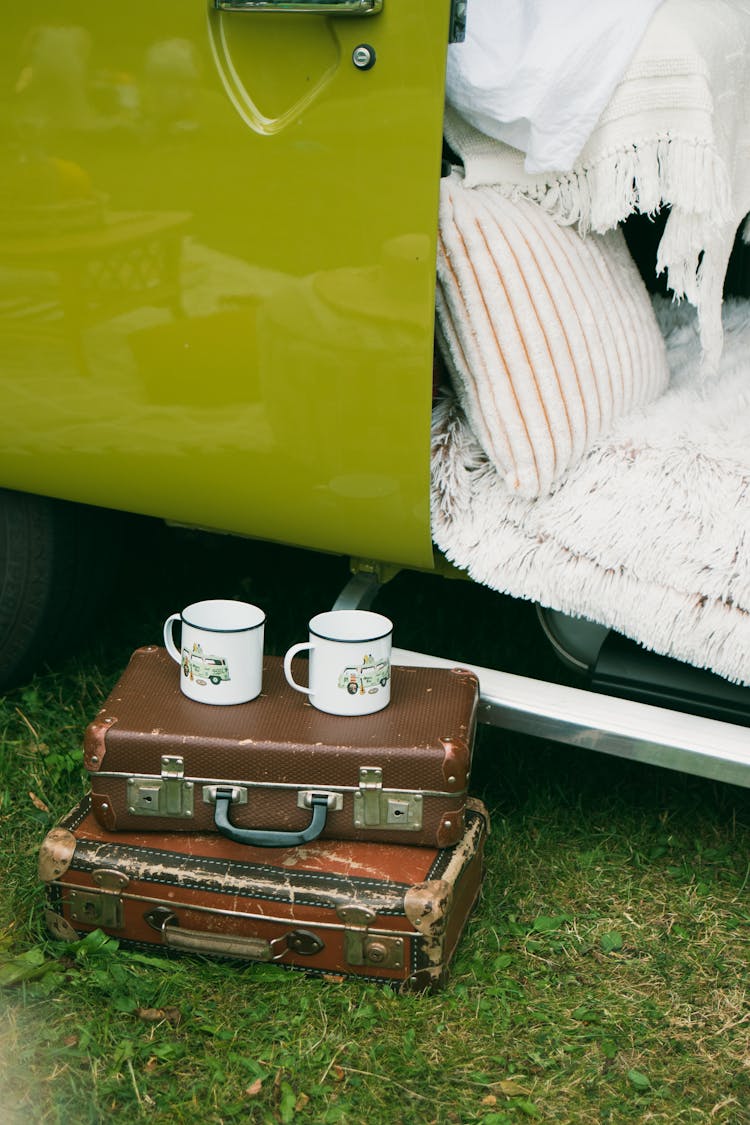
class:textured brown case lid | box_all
[84,646,479,791]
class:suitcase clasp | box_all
[67,889,124,930]
[126,756,194,819]
[353,767,423,832]
[344,931,405,970]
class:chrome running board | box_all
[333,570,750,787]
[392,647,750,789]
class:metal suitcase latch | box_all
[92,868,129,891]
[344,932,404,969]
[353,767,423,832]
[67,889,124,930]
[127,756,194,819]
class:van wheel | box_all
[0,489,121,690]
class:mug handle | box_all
[163,613,182,663]
[283,642,313,694]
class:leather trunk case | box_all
[84,647,479,849]
[40,796,489,992]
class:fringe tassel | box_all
[490,135,733,234]
[487,136,734,372]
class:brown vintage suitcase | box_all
[84,647,479,849]
[39,796,489,992]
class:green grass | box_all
[1,524,749,1124]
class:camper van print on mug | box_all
[182,642,231,687]
[284,610,393,716]
[338,654,391,696]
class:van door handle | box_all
[215,0,382,13]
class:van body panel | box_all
[0,1,450,566]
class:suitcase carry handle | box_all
[144,906,324,960]
[213,787,330,847]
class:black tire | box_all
[0,489,123,690]
[346,682,358,695]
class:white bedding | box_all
[444,0,750,375]
[431,297,750,687]
[445,0,663,174]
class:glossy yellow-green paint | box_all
[0,1,450,568]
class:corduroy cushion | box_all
[436,173,669,498]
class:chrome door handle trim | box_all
[214,0,382,13]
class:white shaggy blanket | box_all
[431,297,750,685]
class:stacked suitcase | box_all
[39,645,489,991]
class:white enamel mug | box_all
[283,609,393,716]
[163,599,265,705]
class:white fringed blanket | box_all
[444,0,750,374]
[431,297,750,686]
[444,0,663,174]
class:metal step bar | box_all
[332,572,750,788]
[392,647,750,789]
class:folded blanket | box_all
[444,0,750,373]
[431,297,750,686]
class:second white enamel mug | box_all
[283,609,392,716]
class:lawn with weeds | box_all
[1,523,749,1124]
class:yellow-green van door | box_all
[0,1,450,567]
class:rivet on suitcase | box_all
[84,647,480,848]
[39,797,490,992]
